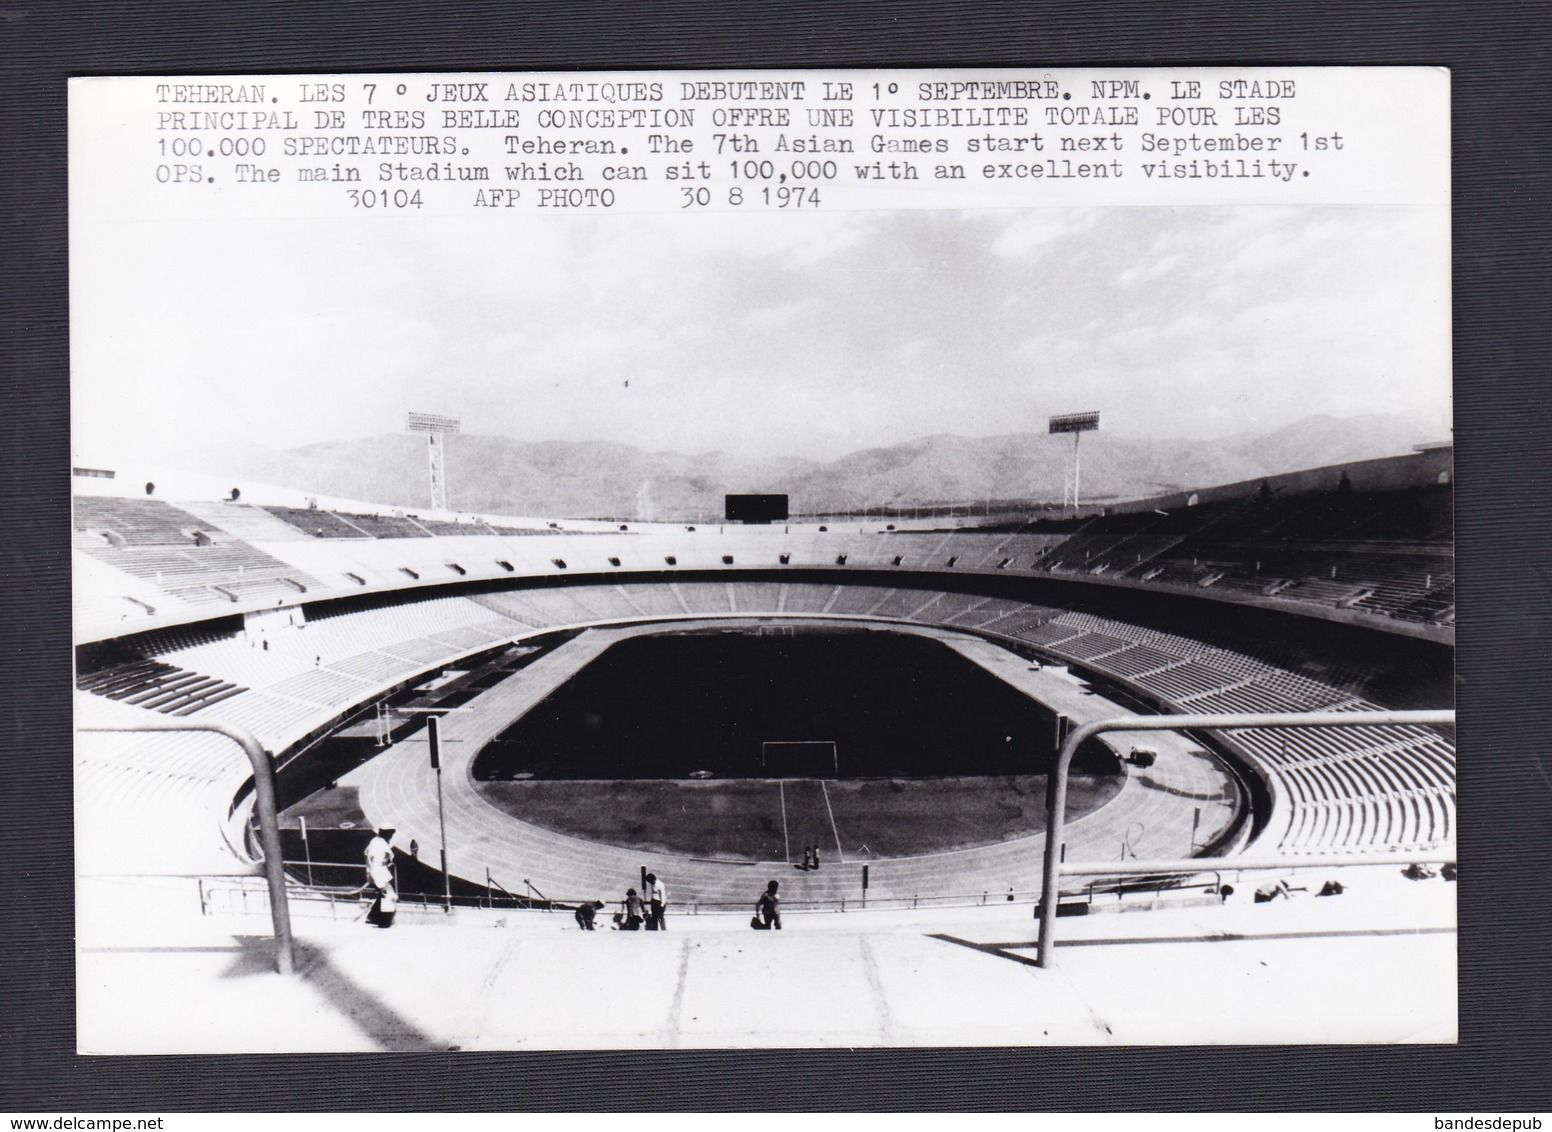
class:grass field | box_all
[472,629,1070,781]
[473,773,1123,860]
[279,784,369,829]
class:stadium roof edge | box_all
[1101,444,1453,516]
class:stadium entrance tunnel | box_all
[471,627,1120,781]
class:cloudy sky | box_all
[71,204,1450,465]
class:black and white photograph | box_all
[68,66,1457,1054]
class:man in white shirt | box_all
[363,828,397,928]
[365,829,394,891]
[645,872,667,930]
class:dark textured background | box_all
[4,1,1548,1112]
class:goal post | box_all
[760,740,839,778]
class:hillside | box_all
[168,413,1445,520]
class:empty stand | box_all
[262,507,372,538]
[1018,607,1454,854]
[74,486,1455,870]
[75,497,228,546]
[174,501,315,542]
[80,543,323,607]
[336,513,433,539]
[77,659,246,716]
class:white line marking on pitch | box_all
[820,779,845,863]
[779,780,790,865]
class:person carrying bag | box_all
[752,880,781,930]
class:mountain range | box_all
[168,413,1448,520]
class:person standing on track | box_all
[363,828,396,929]
[645,872,667,930]
[755,880,782,930]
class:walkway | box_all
[76,861,1457,1052]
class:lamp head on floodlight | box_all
[406,412,462,436]
[1048,411,1100,435]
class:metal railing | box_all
[80,720,295,974]
[1051,853,1457,922]
[203,874,1049,919]
[1037,708,1456,968]
[100,708,1451,974]
[205,854,1457,928]
[196,850,1455,939]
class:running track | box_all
[355,619,1239,907]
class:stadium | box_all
[65,196,1457,1050]
[72,434,1456,1050]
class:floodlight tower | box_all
[1048,411,1100,515]
[406,411,461,512]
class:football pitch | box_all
[474,773,1123,860]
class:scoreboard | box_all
[725,494,789,524]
